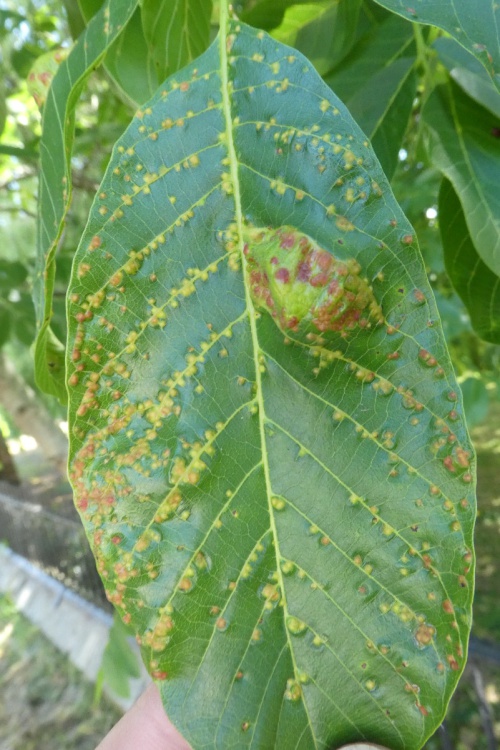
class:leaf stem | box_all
[413,22,429,73]
[413,22,436,105]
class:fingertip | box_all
[96,682,191,750]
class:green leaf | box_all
[62,0,87,39]
[325,14,416,178]
[240,0,307,31]
[324,13,414,99]
[78,0,157,105]
[10,43,45,78]
[12,293,37,347]
[458,375,490,428]
[0,10,25,38]
[96,612,141,700]
[142,0,213,83]
[67,14,474,750]
[434,37,500,119]
[439,179,500,344]
[422,81,500,277]
[240,0,349,32]
[362,60,416,178]
[34,0,140,403]
[271,0,362,76]
[34,326,67,401]
[27,48,69,110]
[432,289,470,342]
[0,143,38,160]
[372,0,500,92]
[0,260,28,289]
[0,86,6,138]
[0,307,11,348]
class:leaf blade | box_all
[35,0,140,402]
[439,178,500,344]
[422,81,500,277]
[141,0,213,83]
[271,0,362,75]
[434,36,500,119]
[78,0,157,105]
[67,17,475,750]
[324,14,416,177]
[372,0,500,92]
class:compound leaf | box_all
[68,13,475,750]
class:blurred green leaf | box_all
[439,179,500,344]
[0,144,39,160]
[33,13,58,33]
[435,37,500,119]
[0,10,25,37]
[35,0,140,403]
[0,260,29,289]
[27,48,69,110]
[432,289,470,341]
[62,0,87,38]
[142,0,213,83]
[96,613,140,700]
[0,87,6,138]
[459,375,490,427]
[0,308,11,348]
[372,0,500,93]
[241,0,331,31]
[10,43,46,78]
[68,15,474,749]
[348,59,416,179]
[423,81,500,277]
[272,0,362,75]
[12,294,37,347]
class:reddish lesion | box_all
[243,225,383,336]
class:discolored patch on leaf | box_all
[244,224,383,336]
[27,48,69,109]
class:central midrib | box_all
[217,7,318,746]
